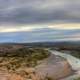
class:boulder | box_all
[35,55,72,80]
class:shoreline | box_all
[49,50,80,80]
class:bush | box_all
[0,48,50,71]
[74,77,80,80]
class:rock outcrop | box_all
[35,54,73,80]
[0,54,73,80]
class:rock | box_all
[25,68,35,74]
[8,74,24,80]
[0,71,24,80]
[0,54,73,80]
[0,71,9,80]
[35,55,72,80]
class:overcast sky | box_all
[0,0,80,42]
[0,0,80,24]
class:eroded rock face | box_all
[0,54,72,80]
[35,55,73,80]
[9,74,24,80]
[0,72,24,80]
[0,71,9,80]
[0,68,40,80]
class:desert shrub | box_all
[74,77,80,80]
[0,48,50,71]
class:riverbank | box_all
[50,50,80,80]
[35,54,73,80]
[0,48,73,80]
[0,46,79,80]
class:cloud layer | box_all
[0,0,80,24]
[0,28,80,43]
[0,0,80,42]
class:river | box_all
[50,50,80,80]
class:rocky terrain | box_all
[0,45,73,80]
[35,54,73,80]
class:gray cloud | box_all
[0,0,80,24]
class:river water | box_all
[50,50,80,80]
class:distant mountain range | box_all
[0,41,80,47]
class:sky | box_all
[0,0,80,43]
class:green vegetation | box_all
[53,45,80,59]
[0,48,50,71]
[45,77,55,80]
[74,77,80,80]
[70,51,80,59]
